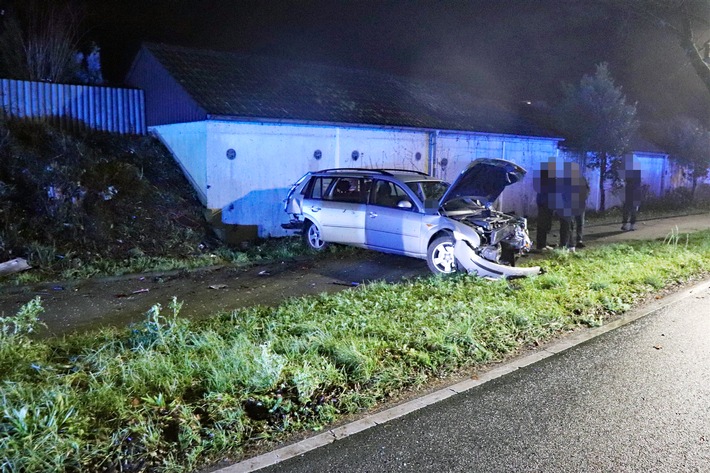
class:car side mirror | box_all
[397,200,413,209]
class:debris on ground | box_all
[114,288,150,298]
[0,258,31,277]
[332,281,359,287]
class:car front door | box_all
[365,180,423,255]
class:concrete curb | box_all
[214,277,710,473]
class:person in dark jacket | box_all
[621,156,642,231]
[534,158,557,251]
[557,161,588,251]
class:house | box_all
[126,43,563,240]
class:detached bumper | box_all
[454,240,541,279]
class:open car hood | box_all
[439,158,527,208]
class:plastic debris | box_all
[0,258,31,277]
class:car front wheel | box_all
[303,221,327,251]
[427,235,458,274]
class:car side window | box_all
[372,180,414,210]
[328,178,367,204]
[307,177,336,200]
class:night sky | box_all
[79,0,710,124]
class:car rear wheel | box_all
[427,235,458,274]
[303,220,327,251]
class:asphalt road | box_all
[243,280,710,473]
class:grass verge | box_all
[2,230,710,472]
[1,236,356,287]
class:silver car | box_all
[282,158,540,278]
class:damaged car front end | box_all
[433,158,540,277]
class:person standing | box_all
[557,161,587,251]
[534,158,557,251]
[621,157,642,231]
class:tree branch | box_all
[679,4,710,95]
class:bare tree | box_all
[0,0,84,82]
[554,63,639,211]
[616,0,710,95]
[664,116,710,198]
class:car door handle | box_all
[311,206,321,212]
[369,211,378,218]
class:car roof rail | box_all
[378,168,430,177]
[315,168,430,177]
[315,168,392,176]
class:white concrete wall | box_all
[604,153,668,210]
[204,121,429,237]
[561,150,670,212]
[635,153,667,197]
[435,133,561,217]
[150,122,208,205]
[155,119,565,237]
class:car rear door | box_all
[302,176,367,245]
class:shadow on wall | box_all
[216,187,293,242]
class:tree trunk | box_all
[599,152,607,212]
[680,9,710,97]
[692,175,698,201]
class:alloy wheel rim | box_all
[432,242,455,273]
[308,226,324,248]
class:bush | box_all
[693,183,710,207]
[642,186,695,212]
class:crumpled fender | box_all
[453,240,542,279]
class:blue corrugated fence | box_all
[0,78,145,135]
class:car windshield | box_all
[406,180,450,208]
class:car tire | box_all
[427,235,459,274]
[303,220,327,251]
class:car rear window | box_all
[308,177,336,200]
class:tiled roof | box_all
[144,42,558,137]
